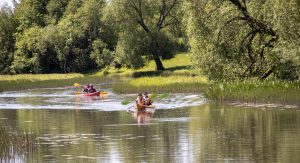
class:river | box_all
[0,83,300,162]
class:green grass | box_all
[110,52,210,94]
[0,73,106,92]
[0,73,84,81]
[96,52,197,77]
[206,80,300,105]
[113,76,209,93]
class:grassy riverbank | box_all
[0,73,103,92]
[114,77,300,105]
[111,53,210,93]
[206,80,300,105]
[97,52,196,77]
[113,76,208,93]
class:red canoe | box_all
[83,92,101,96]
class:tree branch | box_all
[127,0,151,33]
[156,0,178,30]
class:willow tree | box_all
[184,0,300,80]
[106,0,182,70]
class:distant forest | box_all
[0,0,299,81]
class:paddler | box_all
[88,84,97,93]
[135,93,146,110]
[143,92,152,106]
[82,84,90,93]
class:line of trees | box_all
[0,0,299,81]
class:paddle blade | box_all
[74,83,81,87]
[150,93,157,99]
[121,100,130,105]
[74,91,82,94]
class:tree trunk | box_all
[153,55,165,71]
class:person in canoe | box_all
[82,84,91,93]
[135,93,146,110]
[143,92,153,106]
[88,84,97,93]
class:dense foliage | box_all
[0,5,17,74]
[105,0,184,70]
[184,0,300,81]
[0,0,299,81]
[1,0,116,74]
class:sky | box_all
[0,0,13,7]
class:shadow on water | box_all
[0,126,36,162]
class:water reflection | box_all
[128,109,155,125]
[0,104,299,162]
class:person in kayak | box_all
[136,94,145,105]
[143,92,152,106]
[135,93,147,110]
[82,84,90,93]
[88,84,97,93]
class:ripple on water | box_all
[153,117,193,122]
[0,88,206,110]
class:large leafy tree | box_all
[184,0,300,81]
[45,0,69,24]
[11,0,116,73]
[107,0,182,70]
[52,0,115,72]
[14,0,49,31]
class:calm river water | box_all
[0,85,300,163]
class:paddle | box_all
[150,93,157,99]
[73,83,81,87]
[121,99,131,105]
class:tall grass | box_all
[205,80,300,105]
[114,76,300,105]
[113,76,209,93]
[0,127,36,160]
